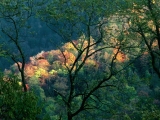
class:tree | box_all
[0,72,42,119]
[38,0,137,119]
[0,0,35,91]
[126,0,160,78]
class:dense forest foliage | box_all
[0,0,160,120]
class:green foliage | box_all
[0,0,160,119]
[43,97,66,120]
[46,53,54,64]
[0,73,42,119]
[28,77,46,100]
[49,69,57,75]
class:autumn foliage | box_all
[113,48,127,62]
[8,39,128,88]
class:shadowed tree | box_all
[0,0,37,91]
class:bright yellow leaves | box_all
[152,0,155,4]
[62,42,77,52]
[35,68,49,78]
[49,69,57,75]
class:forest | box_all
[0,0,160,120]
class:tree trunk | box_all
[67,111,72,120]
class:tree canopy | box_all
[0,0,160,120]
